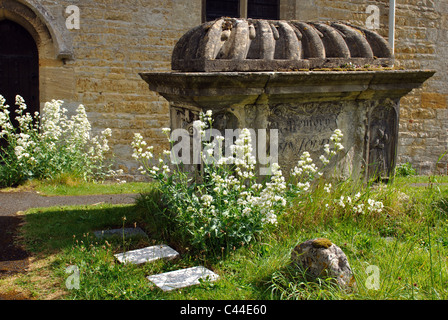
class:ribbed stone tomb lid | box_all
[172,18,394,72]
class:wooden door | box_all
[0,20,39,149]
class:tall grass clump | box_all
[0,95,120,187]
[395,162,417,177]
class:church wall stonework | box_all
[32,0,202,177]
[294,0,448,174]
[6,0,447,177]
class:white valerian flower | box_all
[324,144,331,155]
[131,133,154,161]
[215,135,224,143]
[354,203,365,214]
[320,154,329,165]
[262,210,278,225]
[201,194,214,207]
[338,196,346,208]
[334,142,344,152]
[206,148,214,157]
[242,207,252,216]
[162,127,171,134]
[200,110,213,123]
[297,181,310,192]
[367,199,384,213]
[0,95,121,182]
[162,165,170,174]
[330,129,343,142]
[193,119,206,137]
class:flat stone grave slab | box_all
[115,244,179,265]
[147,266,219,292]
[93,227,147,240]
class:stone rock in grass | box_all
[147,266,219,292]
[290,238,356,289]
[115,244,179,265]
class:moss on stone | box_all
[312,238,333,249]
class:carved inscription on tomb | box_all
[268,103,343,157]
[368,102,398,179]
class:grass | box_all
[0,177,151,196]
[4,174,448,300]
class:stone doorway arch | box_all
[0,0,73,60]
[0,0,75,117]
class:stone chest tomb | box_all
[140,18,434,180]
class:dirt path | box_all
[0,191,138,216]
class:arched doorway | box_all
[0,19,39,143]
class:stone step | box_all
[93,227,148,240]
[114,244,179,265]
[147,266,219,292]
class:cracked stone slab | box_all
[114,244,179,265]
[147,266,219,292]
[93,227,147,239]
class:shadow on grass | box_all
[21,204,150,254]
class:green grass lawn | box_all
[33,180,151,196]
[5,175,448,300]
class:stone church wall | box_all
[36,0,203,177]
[292,0,448,174]
[6,0,447,177]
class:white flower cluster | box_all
[288,129,346,195]
[88,127,112,164]
[199,128,286,225]
[367,198,384,213]
[335,191,384,214]
[41,100,113,172]
[320,129,344,165]
[132,110,288,227]
[193,118,207,138]
[14,133,37,165]
[252,163,287,224]
[0,95,117,182]
[0,96,13,137]
[231,128,256,179]
[291,151,321,192]
[131,111,364,251]
[131,132,173,176]
[131,133,154,161]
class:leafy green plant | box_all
[132,115,286,253]
[0,95,120,187]
[395,162,417,177]
[132,110,345,255]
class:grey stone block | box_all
[93,227,147,239]
[147,266,219,291]
[114,244,179,265]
